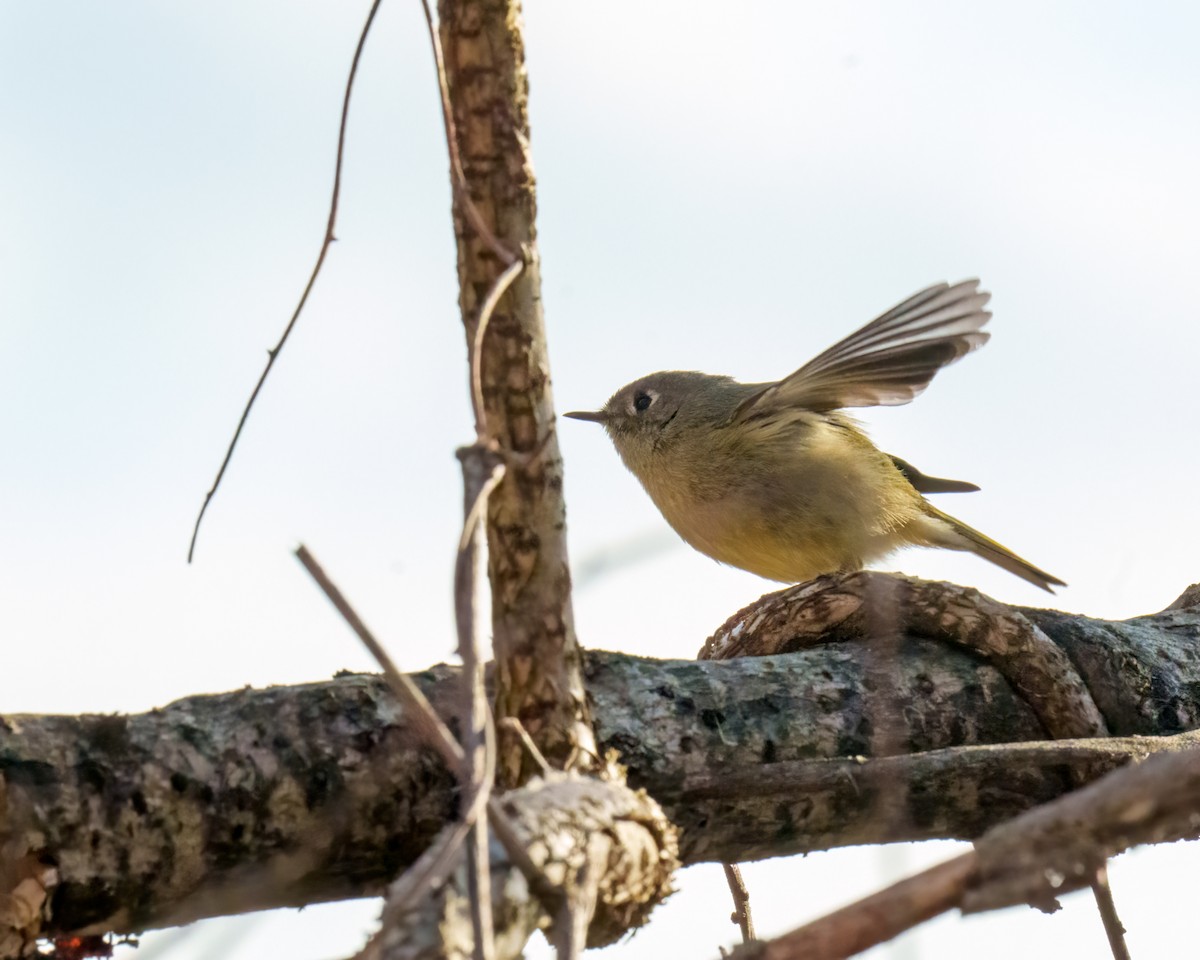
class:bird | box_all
[564,279,1064,593]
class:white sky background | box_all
[2,1,1198,957]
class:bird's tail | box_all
[921,504,1065,594]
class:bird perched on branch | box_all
[565,279,1064,593]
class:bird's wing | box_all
[732,279,991,419]
[887,455,980,494]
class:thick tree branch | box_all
[2,576,1197,943]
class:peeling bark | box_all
[1,580,1197,942]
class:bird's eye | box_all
[633,392,653,412]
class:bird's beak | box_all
[563,410,607,423]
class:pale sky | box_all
[2,2,1198,958]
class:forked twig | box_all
[187,0,384,563]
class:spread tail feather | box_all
[922,504,1065,594]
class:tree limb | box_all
[1,576,1197,943]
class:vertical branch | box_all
[1089,863,1131,960]
[723,863,757,944]
[436,0,596,785]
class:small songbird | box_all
[565,279,1064,593]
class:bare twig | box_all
[1089,862,1131,960]
[722,863,756,944]
[187,0,383,563]
[295,544,464,771]
[456,451,506,960]
[735,853,975,960]
[469,257,526,436]
[296,543,490,918]
[294,545,554,930]
[499,718,552,775]
[418,0,517,268]
[682,731,1200,804]
[465,827,494,960]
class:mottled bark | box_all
[1,583,1197,944]
[436,0,593,785]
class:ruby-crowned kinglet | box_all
[565,279,1064,593]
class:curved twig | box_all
[469,257,525,437]
[702,572,1108,741]
[187,0,384,563]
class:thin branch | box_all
[682,731,1200,804]
[737,743,1200,959]
[456,452,506,960]
[498,718,552,775]
[735,853,975,960]
[295,544,491,921]
[187,0,383,563]
[456,456,506,555]
[418,0,517,268]
[295,544,465,772]
[294,545,555,917]
[1089,862,1131,960]
[465,826,494,960]
[722,863,756,944]
[381,804,484,915]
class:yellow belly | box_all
[639,418,932,583]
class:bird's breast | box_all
[633,418,921,582]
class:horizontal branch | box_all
[737,731,1200,959]
[0,582,1196,939]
